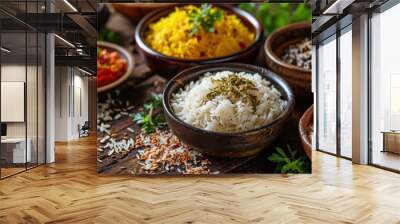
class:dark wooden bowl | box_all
[135,5,264,79]
[264,22,311,101]
[299,105,313,159]
[163,63,295,158]
[111,3,176,23]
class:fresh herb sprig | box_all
[98,28,122,45]
[132,93,166,134]
[189,4,223,36]
[268,145,310,173]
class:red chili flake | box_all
[239,42,246,49]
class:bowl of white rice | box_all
[163,63,295,158]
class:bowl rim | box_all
[97,41,135,93]
[135,4,264,63]
[162,63,295,137]
[264,21,311,73]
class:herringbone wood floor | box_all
[0,136,399,224]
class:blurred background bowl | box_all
[163,63,295,158]
[264,22,311,102]
[299,104,313,159]
[135,5,264,79]
[111,3,176,23]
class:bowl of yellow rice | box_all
[135,4,263,78]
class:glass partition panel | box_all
[0,0,46,179]
[317,35,337,154]
[1,31,27,177]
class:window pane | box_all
[339,28,352,158]
[371,3,400,171]
[317,36,337,154]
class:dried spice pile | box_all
[282,38,311,70]
[135,130,212,174]
[203,74,260,110]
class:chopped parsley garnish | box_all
[189,4,224,36]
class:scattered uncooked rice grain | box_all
[135,130,211,174]
[171,71,286,133]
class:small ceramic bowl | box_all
[97,41,134,93]
[299,105,313,159]
[264,22,311,101]
[162,63,295,158]
[135,5,264,79]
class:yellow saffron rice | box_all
[144,5,256,59]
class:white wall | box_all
[55,66,69,141]
[54,67,89,141]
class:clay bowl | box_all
[299,105,313,159]
[97,41,134,93]
[135,5,263,79]
[111,3,176,23]
[162,63,295,158]
[264,22,311,101]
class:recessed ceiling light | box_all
[54,34,75,48]
[78,67,92,76]
[63,0,78,12]
[323,0,354,15]
[1,47,11,53]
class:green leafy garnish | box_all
[239,3,311,35]
[132,93,166,134]
[189,4,224,36]
[268,145,310,173]
[98,28,122,45]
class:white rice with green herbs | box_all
[171,71,286,133]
